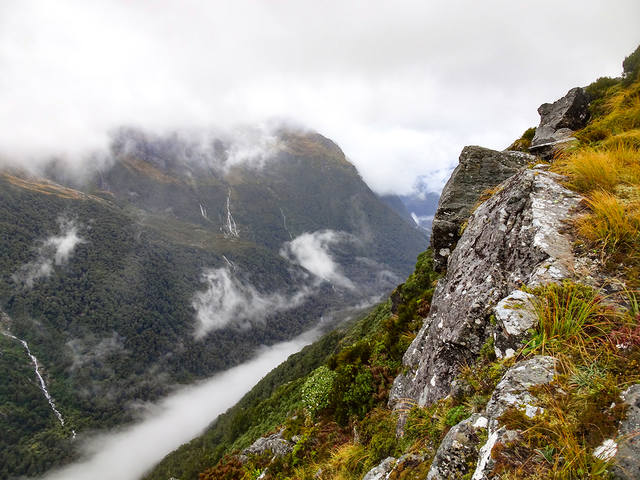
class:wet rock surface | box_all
[530,87,590,158]
[390,169,580,411]
[612,383,640,479]
[430,146,533,271]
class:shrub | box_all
[300,366,337,418]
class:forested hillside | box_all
[0,130,427,478]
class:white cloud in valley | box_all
[1,0,638,194]
[13,218,84,287]
[281,230,356,289]
[192,267,307,338]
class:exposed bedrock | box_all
[389,167,581,414]
[430,146,534,272]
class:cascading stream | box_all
[1,329,76,439]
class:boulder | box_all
[530,87,590,159]
[389,168,579,412]
[426,414,488,480]
[492,290,538,359]
[484,356,556,429]
[612,383,640,479]
[430,146,533,272]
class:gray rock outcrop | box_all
[612,383,640,479]
[241,429,293,458]
[471,356,556,480]
[362,456,396,480]
[530,87,590,158]
[389,168,580,412]
[492,290,537,359]
[426,414,488,480]
[423,357,556,480]
[430,146,533,272]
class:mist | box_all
[2,1,638,195]
[192,266,308,338]
[38,328,321,480]
[12,217,84,288]
[280,230,355,289]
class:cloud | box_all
[280,230,355,289]
[192,267,307,338]
[13,218,84,287]
[38,328,322,480]
[1,0,639,195]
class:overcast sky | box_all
[1,0,638,194]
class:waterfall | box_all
[1,328,75,438]
[199,203,208,220]
[223,189,239,238]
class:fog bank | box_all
[39,328,322,480]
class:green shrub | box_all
[300,366,337,418]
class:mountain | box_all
[0,129,427,478]
[148,45,640,480]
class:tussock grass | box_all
[498,282,640,479]
[554,146,640,194]
[576,191,640,253]
[577,82,640,144]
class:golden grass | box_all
[552,146,640,194]
[578,83,640,143]
[576,191,640,253]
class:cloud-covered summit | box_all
[1,0,638,195]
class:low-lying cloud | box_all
[38,328,322,480]
[192,267,307,338]
[2,1,638,196]
[13,218,84,287]
[280,230,355,290]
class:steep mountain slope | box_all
[0,130,426,478]
[150,45,640,480]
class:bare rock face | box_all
[430,146,534,272]
[530,87,590,159]
[612,383,640,479]
[389,168,580,412]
